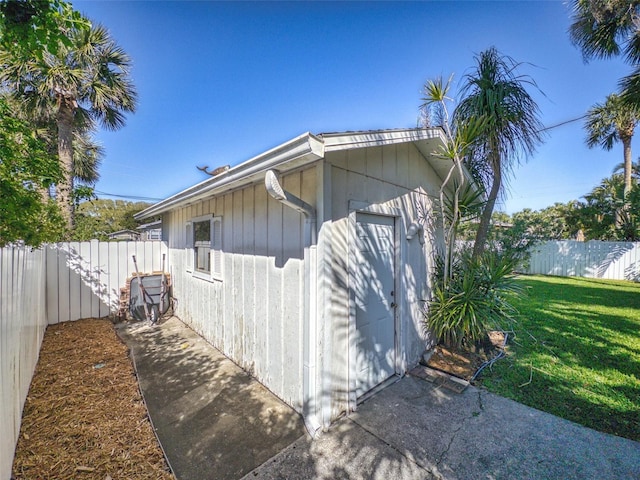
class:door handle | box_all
[390,302,397,308]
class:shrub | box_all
[427,248,524,348]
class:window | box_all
[186,215,223,280]
[194,219,211,274]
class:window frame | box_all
[186,214,223,282]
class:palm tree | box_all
[569,1,640,104]
[19,111,104,191]
[569,0,640,63]
[612,158,640,181]
[0,23,137,230]
[585,94,638,197]
[580,173,640,240]
[454,47,544,259]
[73,131,103,186]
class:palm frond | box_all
[568,0,640,63]
[454,46,544,193]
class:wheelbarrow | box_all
[129,254,171,323]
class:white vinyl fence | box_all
[1,246,47,480]
[45,241,167,323]
[526,240,640,281]
[0,241,167,480]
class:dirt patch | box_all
[12,318,174,480]
[426,331,506,381]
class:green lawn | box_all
[478,275,640,442]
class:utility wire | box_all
[93,115,586,204]
[538,114,587,132]
[93,190,163,202]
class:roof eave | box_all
[321,126,446,151]
[135,126,480,220]
[135,132,325,220]
[411,131,480,195]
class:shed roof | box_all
[107,229,140,238]
[136,220,162,231]
[135,127,470,220]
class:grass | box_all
[478,274,640,442]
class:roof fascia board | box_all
[322,127,445,151]
[136,132,324,219]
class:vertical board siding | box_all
[166,169,308,411]
[282,172,303,406]
[527,240,640,281]
[0,246,47,480]
[326,142,439,418]
[45,241,168,324]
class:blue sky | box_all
[74,0,634,214]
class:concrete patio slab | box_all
[246,375,640,480]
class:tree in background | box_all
[502,172,640,242]
[73,199,151,241]
[0,18,137,232]
[569,0,640,62]
[569,0,640,104]
[585,93,638,197]
[0,0,86,58]
[454,47,544,259]
[0,96,64,246]
[512,203,579,240]
[575,173,640,241]
[612,158,640,181]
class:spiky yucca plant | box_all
[427,248,524,349]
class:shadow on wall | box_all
[590,242,635,279]
[47,244,112,323]
[624,261,640,282]
[326,192,432,419]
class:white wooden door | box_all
[354,213,396,397]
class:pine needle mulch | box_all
[12,318,174,480]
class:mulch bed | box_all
[12,318,174,480]
[426,331,507,381]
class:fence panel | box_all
[45,240,168,324]
[0,246,47,480]
[527,240,640,281]
[1,240,168,479]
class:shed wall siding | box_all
[323,143,439,418]
[164,167,317,411]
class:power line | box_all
[538,114,587,133]
[94,190,163,202]
[92,115,586,204]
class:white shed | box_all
[136,127,464,434]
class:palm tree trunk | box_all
[57,107,75,233]
[623,136,633,197]
[473,157,501,259]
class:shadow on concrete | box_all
[117,316,640,480]
[246,376,640,480]
[116,316,305,480]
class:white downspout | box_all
[265,170,321,436]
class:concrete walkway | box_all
[118,316,640,480]
[116,317,305,480]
